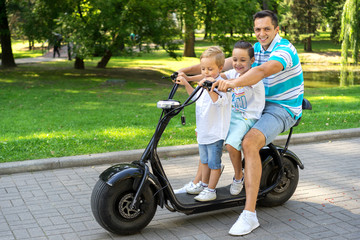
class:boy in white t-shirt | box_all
[220,41,265,195]
[175,46,231,201]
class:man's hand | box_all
[211,79,234,92]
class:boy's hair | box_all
[253,10,278,28]
[200,46,225,68]
[234,41,254,59]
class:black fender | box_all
[99,163,165,207]
[260,146,304,170]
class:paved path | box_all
[1,137,359,240]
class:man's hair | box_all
[234,41,254,59]
[253,10,278,28]
[200,46,225,68]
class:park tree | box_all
[179,0,259,57]
[199,0,216,40]
[211,0,259,56]
[0,0,16,67]
[340,0,360,65]
[320,0,346,43]
[257,0,280,12]
[176,0,199,57]
[283,0,322,52]
[59,0,180,69]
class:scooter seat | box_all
[293,98,312,127]
[302,98,312,110]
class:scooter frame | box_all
[91,73,311,234]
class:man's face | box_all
[254,16,279,50]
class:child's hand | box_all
[175,76,187,85]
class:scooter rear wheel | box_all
[91,178,157,235]
[258,156,299,207]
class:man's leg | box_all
[242,128,265,212]
[228,128,264,236]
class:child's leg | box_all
[200,162,211,186]
[207,140,224,190]
[193,159,202,184]
[208,168,221,190]
[226,144,243,181]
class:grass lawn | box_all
[1,34,359,162]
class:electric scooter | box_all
[91,73,312,235]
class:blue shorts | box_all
[198,140,224,170]
[225,113,257,151]
[252,102,297,145]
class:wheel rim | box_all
[118,193,141,219]
[273,166,293,193]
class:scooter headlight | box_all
[157,100,181,109]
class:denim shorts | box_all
[252,102,297,145]
[198,140,224,170]
[225,113,257,151]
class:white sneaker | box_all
[194,188,216,201]
[174,181,195,194]
[230,177,244,195]
[186,181,204,195]
[228,210,260,236]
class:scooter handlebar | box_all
[202,80,232,92]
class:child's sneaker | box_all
[186,181,204,195]
[230,177,244,195]
[194,188,216,201]
[174,181,195,194]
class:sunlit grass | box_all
[0,34,359,162]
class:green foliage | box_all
[340,0,360,65]
[282,0,322,51]
[57,0,181,64]
[319,0,346,43]
[201,0,259,56]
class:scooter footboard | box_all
[99,163,164,206]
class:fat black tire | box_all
[258,156,299,207]
[91,178,157,235]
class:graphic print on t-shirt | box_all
[232,87,247,112]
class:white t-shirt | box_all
[194,77,232,145]
[224,69,265,120]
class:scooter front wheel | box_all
[91,178,157,235]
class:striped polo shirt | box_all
[253,34,304,119]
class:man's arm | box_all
[177,64,201,75]
[178,57,233,75]
[212,60,283,91]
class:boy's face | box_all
[254,16,279,50]
[232,48,254,75]
[200,57,222,78]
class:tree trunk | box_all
[96,49,112,68]
[183,27,196,57]
[74,57,84,69]
[183,0,196,57]
[306,36,312,52]
[0,0,16,68]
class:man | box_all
[178,10,304,235]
